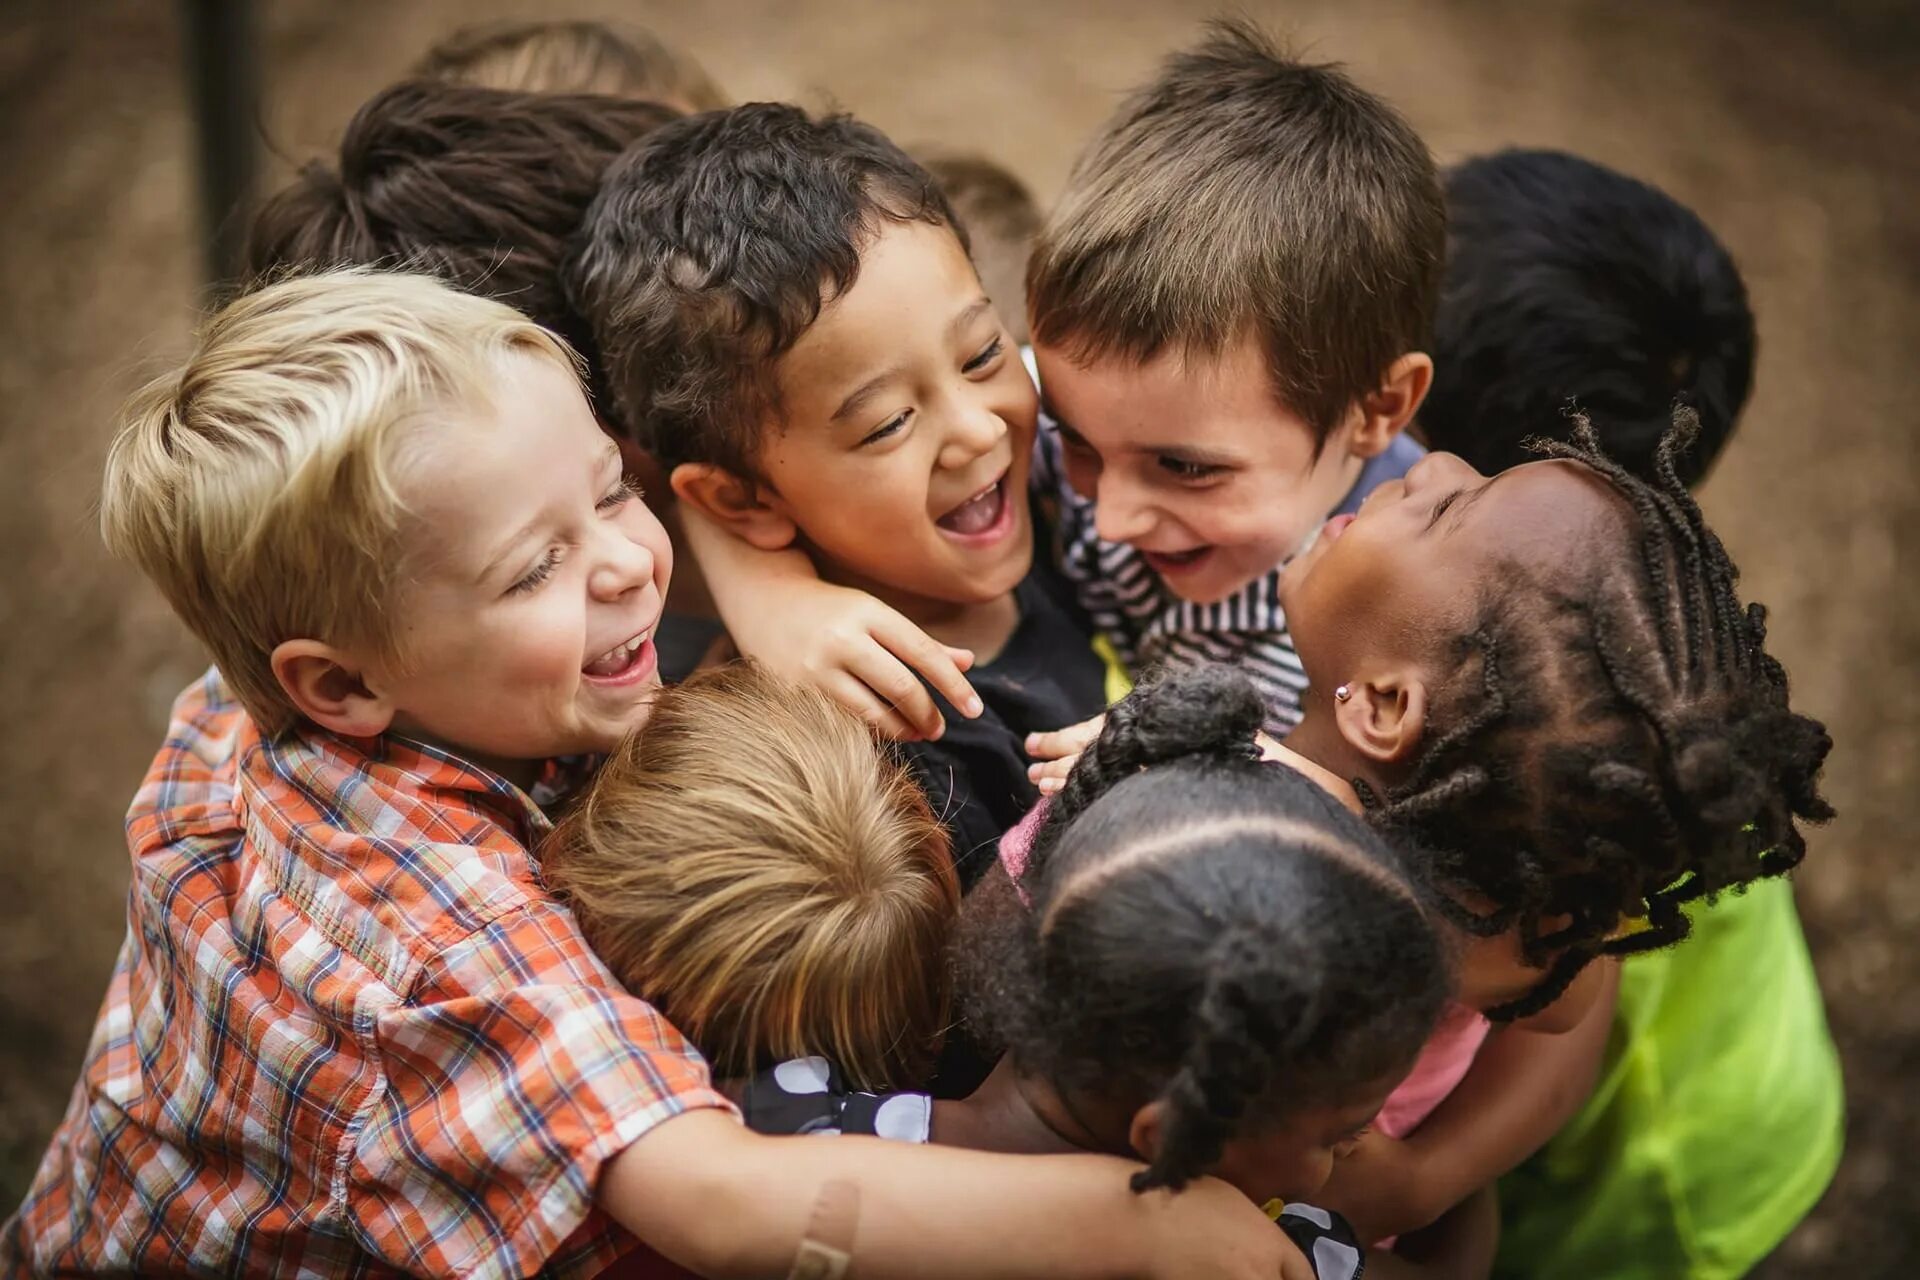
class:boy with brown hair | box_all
[0,269,1310,1280]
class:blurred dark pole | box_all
[180,0,260,293]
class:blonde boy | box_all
[2,269,1305,1280]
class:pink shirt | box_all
[994,802,1489,1137]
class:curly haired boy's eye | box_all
[1158,455,1224,481]
[963,337,1005,374]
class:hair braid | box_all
[1132,926,1306,1192]
[1368,407,1833,1017]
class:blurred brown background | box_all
[1,0,1914,1273]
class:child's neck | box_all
[931,1056,1112,1157]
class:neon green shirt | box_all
[1494,876,1843,1279]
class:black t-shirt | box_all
[897,565,1107,890]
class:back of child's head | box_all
[961,666,1449,1194]
[545,661,957,1091]
[1027,19,1444,441]
[567,102,964,475]
[246,79,676,413]
[413,18,729,110]
[1368,412,1831,1017]
[916,150,1041,345]
[102,268,573,735]
[1423,149,1755,486]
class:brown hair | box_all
[1027,19,1444,442]
[918,150,1041,346]
[544,663,958,1090]
[566,103,961,476]
[245,80,677,420]
[413,19,728,111]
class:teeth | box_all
[591,629,652,670]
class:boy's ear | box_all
[1350,352,1434,460]
[1128,1099,1168,1167]
[270,640,396,739]
[1333,667,1429,766]
[671,463,799,552]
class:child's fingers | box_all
[1024,714,1105,761]
[872,612,983,718]
[825,670,925,742]
[1027,753,1080,794]
[845,641,950,741]
[943,645,977,673]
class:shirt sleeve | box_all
[350,895,736,1280]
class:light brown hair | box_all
[100,269,575,735]
[1027,19,1445,441]
[413,19,728,111]
[545,662,958,1090]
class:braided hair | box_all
[960,666,1451,1193]
[1362,408,1833,1018]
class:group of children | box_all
[3,16,1839,1280]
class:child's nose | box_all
[1093,477,1157,545]
[938,404,1007,470]
[587,525,656,602]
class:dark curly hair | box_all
[1423,149,1755,486]
[959,666,1450,1194]
[565,102,963,476]
[245,80,678,417]
[1362,409,1833,1019]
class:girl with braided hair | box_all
[941,666,1498,1278]
[1027,410,1836,1268]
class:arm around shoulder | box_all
[600,1110,1309,1280]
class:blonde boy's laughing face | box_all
[750,220,1037,624]
[375,350,673,770]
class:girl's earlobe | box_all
[1332,672,1428,765]
[1128,1099,1168,1167]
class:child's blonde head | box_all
[546,662,957,1090]
[101,268,575,734]
[414,19,728,111]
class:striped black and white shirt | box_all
[1032,422,1425,734]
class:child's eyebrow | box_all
[1135,441,1241,467]
[948,296,993,339]
[831,365,906,424]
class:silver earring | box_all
[1334,684,1353,703]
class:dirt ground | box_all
[1,1,1914,1273]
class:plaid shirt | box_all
[3,671,731,1279]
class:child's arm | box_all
[601,1109,1314,1280]
[1317,960,1619,1242]
[1367,1186,1500,1280]
[679,503,980,741]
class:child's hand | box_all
[742,579,982,741]
[1139,1177,1318,1280]
[1316,1129,1438,1243]
[1024,714,1106,793]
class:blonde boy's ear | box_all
[1349,352,1434,460]
[270,640,396,739]
[1332,667,1429,767]
[671,462,799,552]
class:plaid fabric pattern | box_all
[4,670,730,1279]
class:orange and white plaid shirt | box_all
[3,670,732,1278]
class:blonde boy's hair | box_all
[414,19,729,111]
[101,268,575,735]
[546,662,958,1091]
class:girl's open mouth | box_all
[936,475,1014,543]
